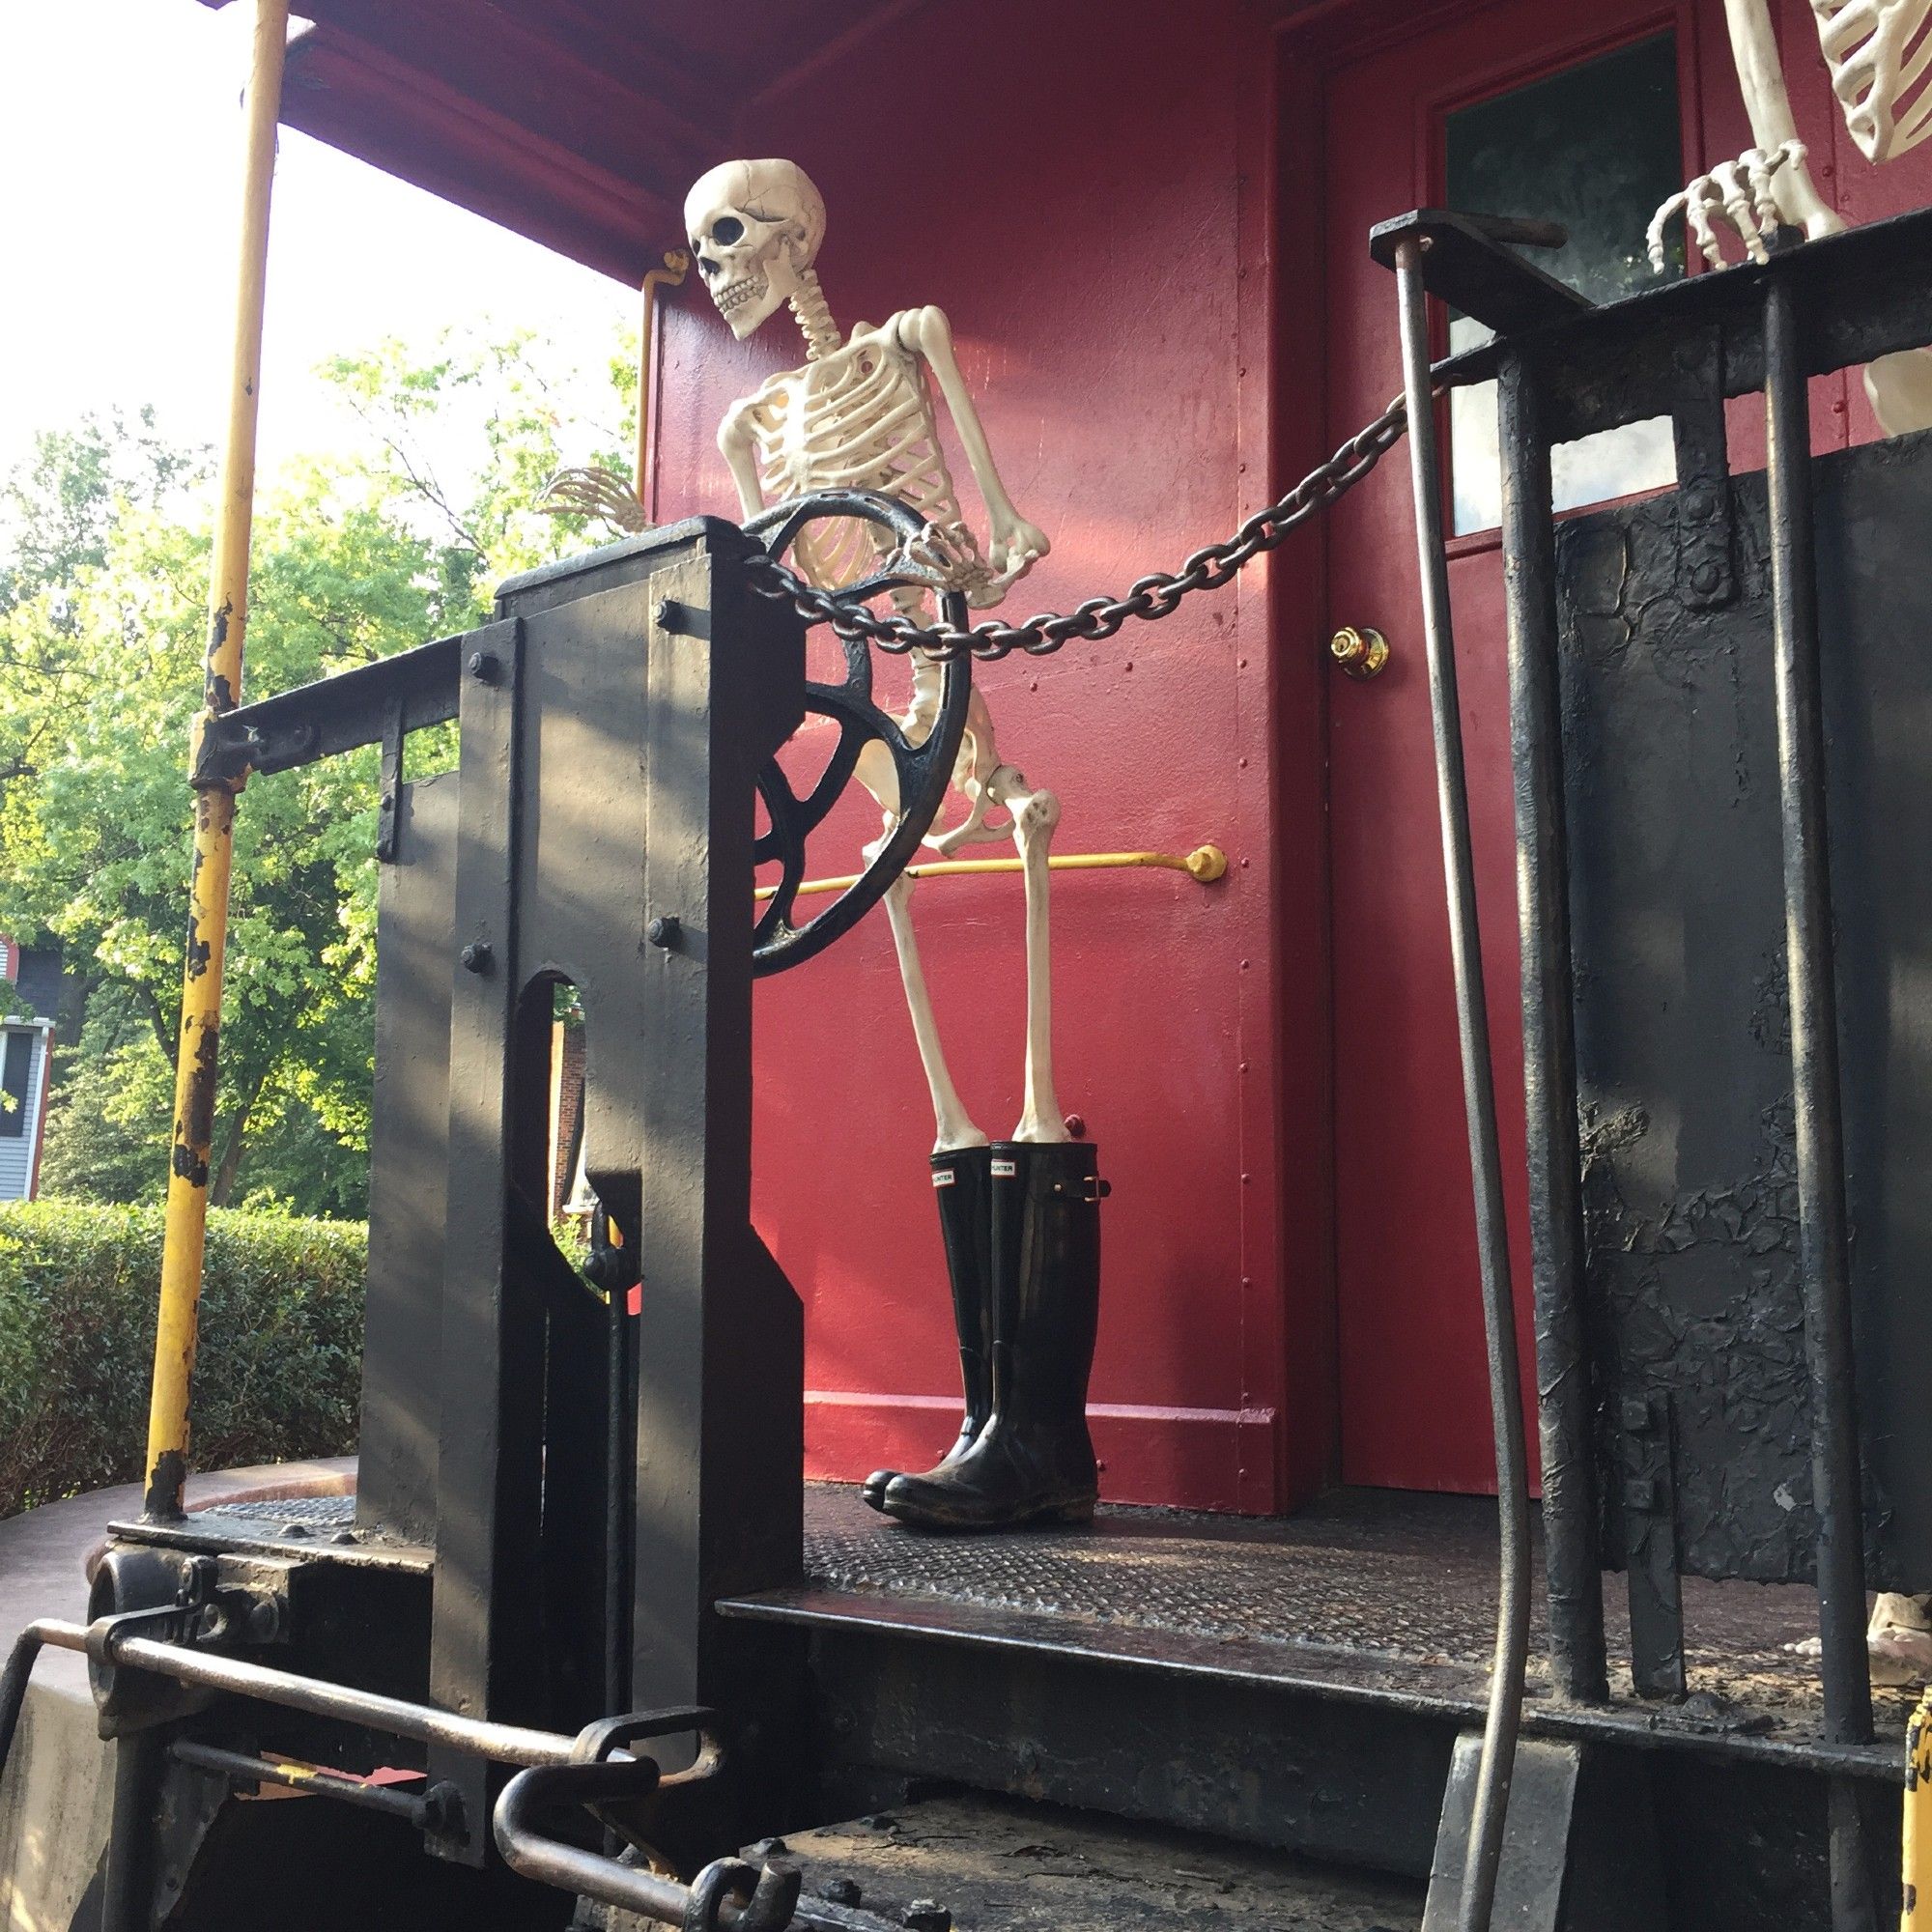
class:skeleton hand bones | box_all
[987,510,1050,591]
[1647,140,1842,271]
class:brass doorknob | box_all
[1330,625,1389,679]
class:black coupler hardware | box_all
[867,1140,1107,1532]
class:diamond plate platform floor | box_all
[199,1492,359,1532]
[721,1483,1918,1763]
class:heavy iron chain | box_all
[743,386,1448,661]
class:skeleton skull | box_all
[684,158,827,340]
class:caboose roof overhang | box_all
[195,1,938,283]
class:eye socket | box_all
[711,216,745,245]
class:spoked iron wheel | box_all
[745,491,972,977]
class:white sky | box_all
[0,1,639,482]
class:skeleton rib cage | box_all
[1818,0,1932,160]
[741,318,995,602]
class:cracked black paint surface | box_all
[1556,432,1932,1587]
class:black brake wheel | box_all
[745,492,972,977]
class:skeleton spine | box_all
[787,268,843,360]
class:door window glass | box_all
[1445,33,1686,533]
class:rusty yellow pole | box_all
[634,249,689,508]
[144,0,290,1521]
[1908,1693,1932,1924]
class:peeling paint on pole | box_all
[143,0,289,1522]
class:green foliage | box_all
[316,329,631,618]
[0,406,202,617]
[0,1202,366,1519]
[0,325,629,1215]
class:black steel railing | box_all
[1375,199,1932,1932]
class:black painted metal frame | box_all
[1372,202,1932,1932]
[51,521,820,1922]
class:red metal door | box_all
[1320,3,1709,1492]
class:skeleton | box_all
[685,157,1062,1151]
[1647,0,1932,434]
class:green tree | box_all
[0,327,627,1215]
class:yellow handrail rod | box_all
[634,248,690,510]
[145,0,289,1522]
[755,844,1229,902]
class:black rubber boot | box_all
[862,1145,997,1512]
[880,1141,1104,1532]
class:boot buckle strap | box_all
[1051,1176,1111,1204]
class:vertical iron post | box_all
[1764,274,1878,1932]
[144,0,290,1520]
[1394,239,1531,1932]
[99,1730,164,1932]
[1496,352,1609,1705]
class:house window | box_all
[1445,32,1686,533]
[0,1031,32,1138]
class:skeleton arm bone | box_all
[899,306,1049,586]
[719,401,768,519]
[1722,0,1843,234]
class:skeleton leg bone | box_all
[913,684,1070,1147]
[855,736,987,1153]
[984,762,1069,1145]
[879,863,990,1152]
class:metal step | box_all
[715,1487,1897,1931]
[722,1486,1902,1778]
[746,1791,1423,1932]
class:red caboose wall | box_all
[185,0,1932,1519]
[650,0,1303,1514]
[638,0,1932,1517]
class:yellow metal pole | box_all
[754,843,1230,902]
[1907,1692,1932,1924]
[144,0,289,1521]
[634,249,689,510]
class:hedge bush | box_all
[0,1202,366,1519]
